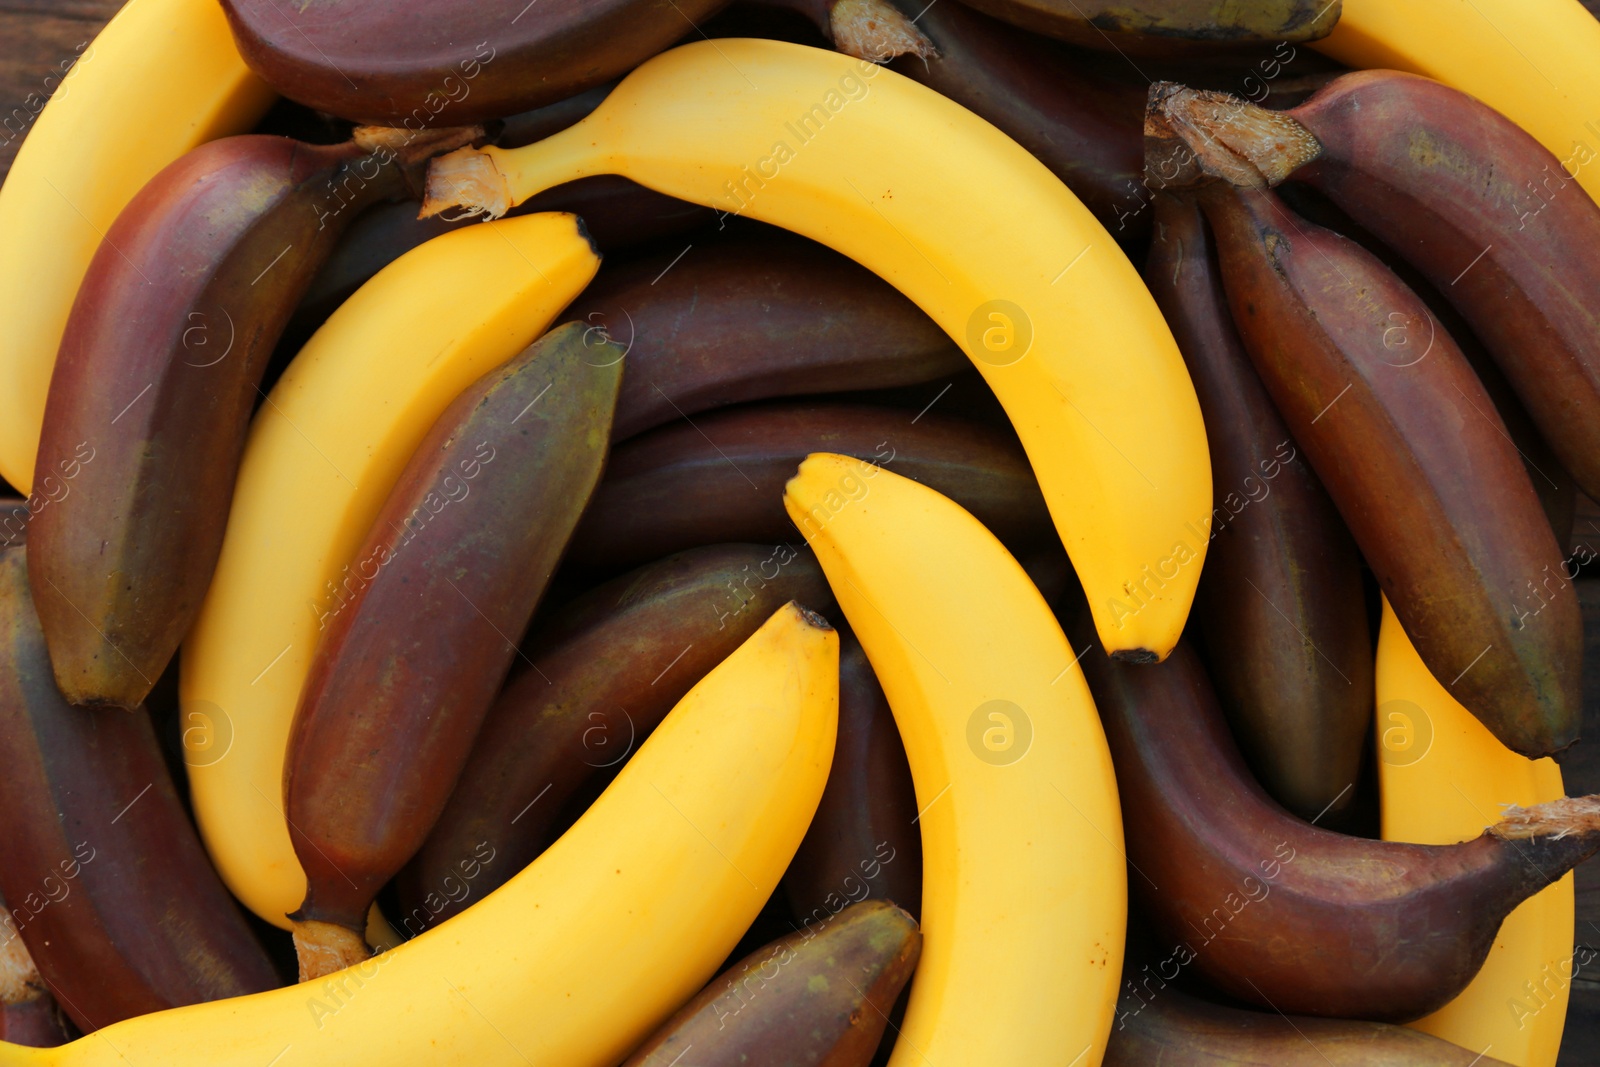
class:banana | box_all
[570,400,1052,572]
[1107,985,1515,1066]
[622,899,920,1066]
[181,212,600,931]
[783,627,922,924]
[395,543,833,934]
[0,602,836,1067]
[28,125,475,712]
[0,0,275,494]
[1149,74,1600,504]
[953,0,1341,54]
[0,548,279,1033]
[1375,597,1573,1067]
[284,322,622,978]
[219,0,730,125]
[568,230,966,443]
[1144,138,1580,759]
[1079,636,1600,1023]
[785,453,1125,1064]
[1312,0,1600,206]
[425,37,1212,661]
[1144,191,1371,823]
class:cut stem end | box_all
[293,919,372,983]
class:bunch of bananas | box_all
[0,0,1596,1063]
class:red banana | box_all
[1081,637,1600,1023]
[0,548,279,1032]
[30,125,476,710]
[285,322,622,978]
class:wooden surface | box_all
[2,0,1600,1061]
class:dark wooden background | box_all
[1,0,1597,1061]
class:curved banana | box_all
[784,453,1124,1064]
[1315,0,1600,204]
[180,212,600,930]
[0,0,274,493]
[426,37,1212,661]
[0,602,836,1067]
[1375,597,1572,1067]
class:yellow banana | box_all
[784,453,1124,1065]
[425,37,1212,661]
[0,0,274,493]
[180,212,600,931]
[1316,0,1600,204]
[1375,597,1573,1067]
[0,602,836,1067]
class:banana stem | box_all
[830,0,936,63]
[422,126,599,220]
[292,920,372,983]
[1143,81,1322,190]
[1492,794,1600,841]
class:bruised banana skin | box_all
[568,401,1052,571]
[1154,73,1600,503]
[1144,192,1371,823]
[0,604,838,1067]
[285,322,622,976]
[1105,986,1515,1066]
[568,231,967,442]
[394,543,832,934]
[955,0,1340,54]
[621,900,920,1066]
[1080,637,1600,1022]
[782,628,922,924]
[219,0,730,125]
[29,127,474,711]
[1177,177,1580,760]
[0,550,279,1033]
[429,39,1213,660]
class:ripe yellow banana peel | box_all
[785,453,1125,1065]
[426,36,1213,662]
[1375,597,1573,1067]
[181,213,600,930]
[0,602,836,1067]
[0,0,274,493]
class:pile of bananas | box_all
[0,0,1596,1063]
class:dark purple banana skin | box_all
[568,400,1052,572]
[1282,71,1600,505]
[567,230,968,442]
[1189,178,1580,759]
[394,543,833,934]
[220,0,730,126]
[621,900,920,1066]
[782,628,921,924]
[286,322,621,937]
[1145,192,1371,823]
[954,0,1340,54]
[31,128,470,710]
[0,548,278,1033]
[1106,985,1514,1065]
[1081,637,1600,1022]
